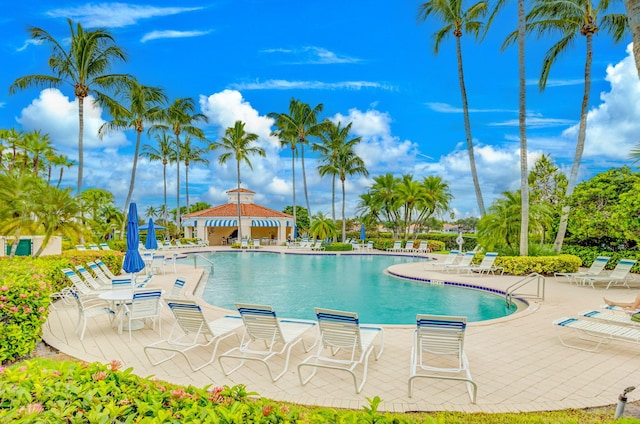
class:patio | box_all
[43,246,640,413]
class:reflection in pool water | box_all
[198,252,516,324]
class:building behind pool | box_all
[180,188,294,246]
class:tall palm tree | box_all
[9,18,129,194]
[314,121,361,223]
[269,98,327,219]
[141,131,174,229]
[149,97,208,231]
[489,0,530,255]
[98,78,167,237]
[181,135,209,213]
[418,0,488,216]
[413,176,452,232]
[507,0,627,252]
[318,140,368,241]
[395,175,424,239]
[270,129,299,237]
[208,121,265,241]
[370,173,402,235]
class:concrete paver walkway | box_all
[43,247,640,413]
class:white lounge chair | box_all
[553,316,640,352]
[69,288,114,340]
[408,314,477,403]
[240,239,249,249]
[577,259,637,289]
[99,243,111,251]
[578,309,639,327]
[415,242,430,255]
[252,239,261,249]
[75,244,87,251]
[61,268,99,298]
[555,256,611,284]
[170,277,187,298]
[425,250,459,271]
[458,252,504,275]
[218,303,317,381]
[149,255,165,275]
[144,299,243,371]
[443,251,476,273]
[95,259,118,279]
[75,265,110,291]
[88,243,100,251]
[366,241,374,251]
[123,289,163,342]
[386,241,402,252]
[298,308,384,393]
[402,241,417,253]
[311,241,325,251]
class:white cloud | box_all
[526,78,584,87]
[489,117,576,128]
[230,80,394,91]
[261,46,361,64]
[560,43,640,161]
[16,88,127,152]
[16,38,43,52]
[47,4,203,28]
[426,102,515,114]
[141,30,212,43]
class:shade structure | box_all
[360,224,366,241]
[123,202,145,275]
[145,218,158,250]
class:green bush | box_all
[495,254,582,276]
[561,245,640,273]
[0,358,621,423]
[323,242,353,251]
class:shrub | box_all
[562,245,640,273]
[495,254,582,276]
[323,243,353,251]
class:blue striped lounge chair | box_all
[553,316,640,352]
[144,299,243,371]
[408,314,477,403]
[298,308,384,393]
[554,256,611,284]
[577,259,637,289]
[218,303,317,381]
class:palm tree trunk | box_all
[331,176,336,222]
[185,164,190,214]
[121,130,142,239]
[554,34,594,252]
[176,137,181,237]
[237,161,242,241]
[300,143,312,218]
[57,168,63,188]
[626,0,640,77]
[77,97,84,195]
[163,162,168,236]
[518,0,529,256]
[291,148,297,239]
[455,36,485,216]
[341,177,346,242]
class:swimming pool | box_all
[198,252,516,324]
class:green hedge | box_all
[323,242,353,251]
[0,252,123,364]
[494,254,582,276]
[0,358,618,423]
[561,245,640,273]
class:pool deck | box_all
[44,246,640,413]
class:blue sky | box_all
[0,1,638,220]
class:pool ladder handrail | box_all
[192,253,214,271]
[191,254,214,298]
[505,273,545,307]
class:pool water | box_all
[198,252,516,324]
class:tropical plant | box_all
[418,0,488,216]
[181,135,209,213]
[309,211,338,240]
[504,0,627,252]
[32,186,85,256]
[149,97,208,231]
[208,121,265,240]
[317,137,368,241]
[269,98,328,220]
[98,78,167,237]
[9,18,129,194]
[141,131,174,229]
[0,170,40,257]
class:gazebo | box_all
[180,188,294,246]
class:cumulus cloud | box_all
[560,43,640,161]
[16,88,127,151]
[141,30,212,43]
[46,3,203,28]
[16,38,43,52]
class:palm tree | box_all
[309,211,338,241]
[141,131,174,229]
[269,98,327,219]
[396,175,424,239]
[413,176,452,232]
[9,18,129,195]
[21,130,53,175]
[181,135,209,213]
[370,173,402,235]
[507,0,627,252]
[418,0,488,216]
[208,121,265,241]
[0,170,39,257]
[149,97,208,231]
[314,121,361,223]
[98,78,167,237]
[318,139,368,241]
[145,205,158,219]
[32,185,85,257]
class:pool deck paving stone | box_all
[43,245,640,414]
